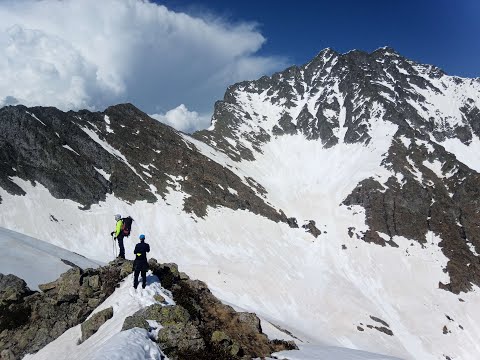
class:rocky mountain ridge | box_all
[0,260,295,360]
[0,104,289,223]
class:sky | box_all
[0,0,478,132]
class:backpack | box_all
[121,216,134,237]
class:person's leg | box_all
[117,234,125,259]
[133,268,140,289]
[141,269,147,289]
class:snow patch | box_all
[26,111,46,126]
[94,167,111,181]
[63,145,80,156]
[104,115,114,134]
[440,136,480,173]
[422,159,444,178]
[0,227,101,290]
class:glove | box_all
[110,231,114,236]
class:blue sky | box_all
[1,0,478,132]
[158,0,480,78]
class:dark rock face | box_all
[0,259,132,359]
[0,104,289,224]
[146,260,297,359]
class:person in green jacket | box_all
[110,214,125,259]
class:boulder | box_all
[55,268,82,303]
[148,260,180,289]
[122,315,150,331]
[122,304,190,331]
[0,274,32,332]
[157,323,205,357]
[0,274,30,303]
[120,261,134,279]
[154,294,165,303]
[80,306,114,342]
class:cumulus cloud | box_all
[150,104,210,133]
[0,0,287,130]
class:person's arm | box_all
[146,244,150,253]
[133,244,138,254]
[115,220,122,237]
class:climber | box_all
[133,234,150,289]
[111,214,125,259]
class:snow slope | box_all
[2,173,479,360]
[0,227,102,290]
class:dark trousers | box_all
[117,233,125,258]
[134,268,147,289]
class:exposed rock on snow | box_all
[302,220,321,238]
[2,47,480,359]
[193,46,480,292]
[80,306,114,343]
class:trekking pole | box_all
[112,234,117,260]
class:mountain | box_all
[195,46,480,293]
[1,47,479,359]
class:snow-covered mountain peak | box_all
[194,48,480,163]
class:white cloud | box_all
[0,0,287,130]
[150,104,211,133]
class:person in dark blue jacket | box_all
[133,234,150,289]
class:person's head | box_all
[115,214,121,221]
[139,234,145,242]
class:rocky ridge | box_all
[124,260,296,359]
[0,259,295,360]
[0,104,289,224]
[0,259,132,359]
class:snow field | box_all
[3,175,480,359]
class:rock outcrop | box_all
[138,259,297,359]
[80,306,114,343]
[1,258,297,360]
[0,259,132,359]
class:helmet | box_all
[139,234,145,240]
[114,214,121,221]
